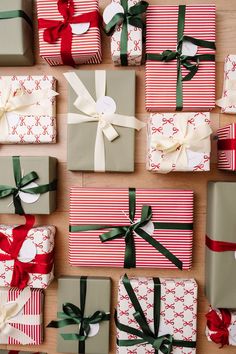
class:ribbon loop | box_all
[206,308,231,347]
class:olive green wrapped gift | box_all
[0,0,34,66]
[64,70,145,172]
[206,181,236,308]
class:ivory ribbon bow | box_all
[216,79,236,109]
[151,118,212,173]
[64,71,146,172]
[0,77,58,142]
[0,287,41,344]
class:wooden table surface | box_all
[0,0,236,353]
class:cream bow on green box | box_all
[216,79,236,110]
[64,71,146,172]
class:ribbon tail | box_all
[216,97,228,109]
[0,113,10,142]
[94,125,106,172]
[4,323,36,345]
[109,114,146,131]
[13,193,25,215]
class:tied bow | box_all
[206,308,231,347]
[216,79,236,110]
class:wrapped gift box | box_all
[37,0,101,66]
[0,75,57,144]
[145,5,216,111]
[48,276,110,354]
[0,0,34,66]
[69,187,194,269]
[116,275,197,354]
[0,156,57,215]
[147,112,212,173]
[217,123,236,170]
[0,287,43,345]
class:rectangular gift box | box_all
[217,123,236,170]
[206,182,236,308]
[145,5,216,111]
[117,276,198,354]
[69,187,194,269]
[0,287,43,345]
[147,112,212,173]
[0,0,34,66]
[37,0,101,66]
[0,156,57,215]
[0,75,57,144]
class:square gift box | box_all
[69,187,194,269]
[116,275,197,354]
[217,123,236,171]
[145,5,216,111]
[147,112,212,173]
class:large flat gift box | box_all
[217,123,236,171]
[69,187,194,269]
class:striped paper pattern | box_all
[69,188,194,269]
[217,123,236,170]
[145,5,216,111]
[37,0,101,66]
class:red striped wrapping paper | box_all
[69,188,194,269]
[145,5,216,112]
[37,0,101,66]
[1,351,46,354]
[217,123,236,171]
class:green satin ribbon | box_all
[105,0,148,66]
[116,274,196,354]
[47,277,110,354]
[146,4,216,111]
[0,156,57,215]
[0,10,33,27]
[69,188,193,270]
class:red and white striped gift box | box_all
[145,5,216,112]
[217,123,236,171]
[37,0,101,66]
[69,188,194,269]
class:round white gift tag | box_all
[103,3,124,24]
[71,23,90,35]
[18,239,37,263]
[181,40,198,56]
[19,182,40,204]
[140,220,155,236]
[96,96,117,115]
[88,323,100,337]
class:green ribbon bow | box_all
[69,188,193,270]
[0,10,33,27]
[0,156,57,215]
[47,277,110,354]
[146,4,216,111]
[116,274,196,354]
[105,0,149,66]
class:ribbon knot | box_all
[206,309,231,348]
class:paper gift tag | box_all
[18,239,37,263]
[181,40,198,56]
[7,113,20,127]
[88,323,100,337]
[158,323,173,337]
[96,96,117,115]
[229,323,236,345]
[103,3,124,24]
[140,220,155,236]
[19,182,40,204]
[71,23,90,35]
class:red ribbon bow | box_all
[0,215,54,289]
[206,308,231,347]
[206,235,236,252]
[38,0,100,66]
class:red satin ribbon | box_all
[0,215,54,289]
[206,308,231,347]
[218,138,236,151]
[38,0,100,66]
[9,352,41,354]
[206,235,236,252]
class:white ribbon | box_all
[64,71,146,172]
[0,287,41,344]
[0,77,58,142]
[216,79,236,109]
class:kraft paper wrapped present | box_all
[206,181,236,308]
[116,275,197,354]
[0,287,43,345]
[47,276,111,354]
[37,0,101,66]
[69,187,194,270]
[217,123,236,170]
[0,0,34,66]
[147,112,212,173]
[0,215,55,289]
[0,156,57,215]
[64,70,145,172]
[0,75,57,144]
[145,5,216,111]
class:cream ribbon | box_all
[151,117,212,173]
[64,71,146,172]
[0,287,41,344]
[216,79,236,109]
[0,77,58,142]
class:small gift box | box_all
[116,275,197,354]
[64,70,145,172]
[47,276,111,354]
[0,0,34,66]
[145,5,216,111]
[69,187,194,269]
[0,156,57,215]
[0,75,57,144]
[0,215,55,289]
[103,0,148,66]
[147,112,212,173]
[0,287,43,345]
[37,0,101,66]
[217,123,236,170]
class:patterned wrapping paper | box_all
[145,5,216,112]
[0,75,57,144]
[117,276,198,354]
[69,187,194,269]
[147,112,212,173]
[37,0,101,66]
[217,123,236,170]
